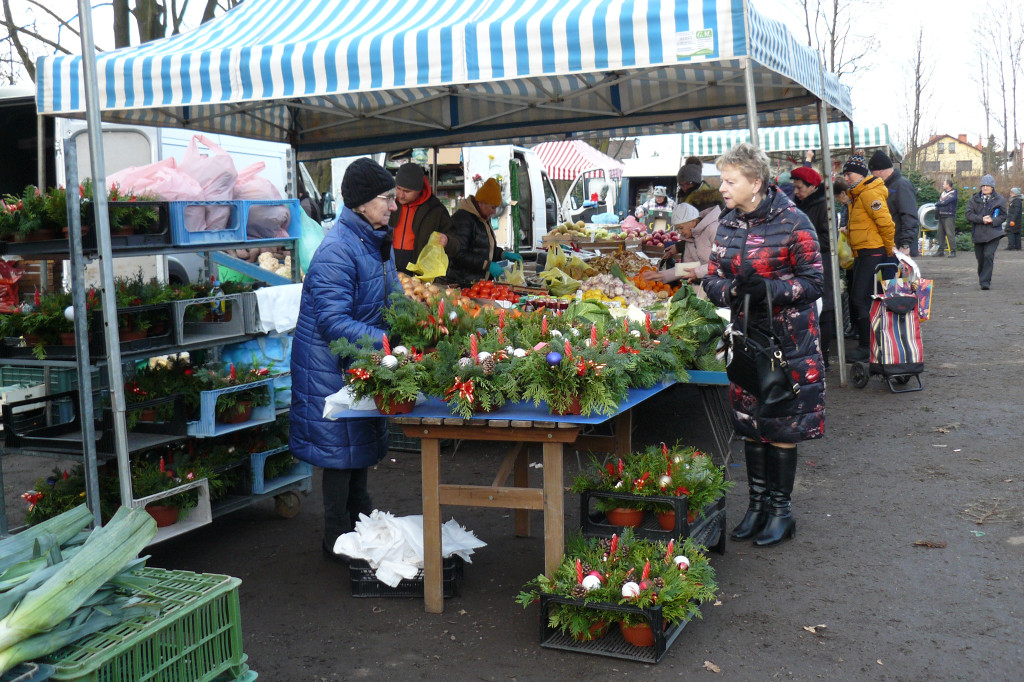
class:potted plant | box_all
[0,186,49,241]
[516,533,718,647]
[131,456,200,527]
[331,334,425,415]
[519,335,628,416]
[432,332,520,418]
[106,183,160,235]
[194,363,274,424]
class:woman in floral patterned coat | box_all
[703,143,825,547]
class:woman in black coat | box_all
[703,143,825,547]
[447,178,522,282]
[965,174,1007,290]
[791,166,836,367]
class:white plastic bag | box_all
[322,386,377,417]
[178,135,238,231]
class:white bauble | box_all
[458,357,474,368]
[505,346,515,355]
[614,480,623,489]
[570,328,580,337]
[621,581,640,598]
[449,311,459,320]
[630,330,642,337]
[64,305,75,321]
[581,575,602,591]
[477,351,492,362]
[513,348,527,358]
[380,355,399,369]
[658,475,672,488]
[392,345,409,356]
[673,555,691,570]
[550,329,562,337]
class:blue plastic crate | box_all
[169,200,245,246]
[187,378,275,438]
[271,371,291,406]
[249,445,312,495]
[240,199,302,243]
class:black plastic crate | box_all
[580,491,726,553]
[348,556,463,598]
[0,202,172,257]
[538,593,690,664]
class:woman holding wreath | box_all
[702,143,825,547]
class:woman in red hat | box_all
[790,166,836,367]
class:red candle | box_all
[590,324,598,346]
[382,334,391,355]
[470,334,478,361]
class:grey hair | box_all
[715,142,771,193]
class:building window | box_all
[923,161,941,172]
[948,142,956,153]
[956,159,972,173]
[937,142,944,153]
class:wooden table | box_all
[327,372,732,614]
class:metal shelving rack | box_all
[0,139,310,539]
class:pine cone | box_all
[570,585,587,599]
[653,577,665,589]
[481,356,496,375]
[369,353,382,365]
[581,562,594,575]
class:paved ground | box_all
[7,248,1024,680]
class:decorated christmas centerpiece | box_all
[516,532,717,649]
[439,322,521,417]
[331,334,426,414]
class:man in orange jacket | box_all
[389,163,458,273]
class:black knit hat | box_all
[842,155,869,177]
[395,162,425,191]
[342,158,396,209]
[868,150,893,171]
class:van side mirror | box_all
[322,192,336,220]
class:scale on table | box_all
[645,208,672,232]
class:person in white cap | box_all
[635,185,675,219]
[641,200,721,284]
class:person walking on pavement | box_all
[842,154,896,362]
[447,177,522,282]
[389,162,458,274]
[965,175,1008,290]
[935,179,959,257]
[1006,187,1022,251]
[869,150,920,257]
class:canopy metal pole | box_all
[75,0,133,511]
[816,91,847,387]
[743,58,758,143]
[37,113,48,293]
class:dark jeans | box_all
[975,239,1001,287]
[850,248,889,348]
[322,467,373,546]
[936,216,957,254]
[1008,232,1022,250]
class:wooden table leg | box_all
[421,437,443,613]
[615,409,632,457]
[513,443,531,537]
[542,440,564,577]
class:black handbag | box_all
[724,288,800,406]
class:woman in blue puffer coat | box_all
[290,158,400,558]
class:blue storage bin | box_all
[249,445,312,495]
[187,378,275,438]
[271,371,291,406]
[240,199,302,243]
[169,201,245,245]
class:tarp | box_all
[532,140,624,180]
[35,0,852,159]
[682,123,903,160]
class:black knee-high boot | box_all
[754,444,797,546]
[730,441,768,540]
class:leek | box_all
[0,506,156,667]
[0,505,93,572]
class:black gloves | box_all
[733,277,768,304]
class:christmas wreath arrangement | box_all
[570,443,732,525]
[516,533,717,643]
[518,329,629,416]
[436,332,521,418]
[331,334,427,414]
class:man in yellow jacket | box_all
[842,154,895,362]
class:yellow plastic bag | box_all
[837,232,854,270]
[406,232,449,282]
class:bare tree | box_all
[799,0,878,81]
[905,27,932,168]
[1007,4,1024,170]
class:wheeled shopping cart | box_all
[850,255,924,393]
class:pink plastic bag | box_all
[107,158,204,201]
[179,135,238,232]
[234,162,291,239]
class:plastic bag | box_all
[837,232,854,269]
[234,162,292,239]
[501,259,526,286]
[107,157,204,201]
[297,211,327,277]
[178,135,238,232]
[221,333,292,371]
[405,232,449,282]
[540,267,581,297]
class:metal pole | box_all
[743,58,758,144]
[64,139,102,527]
[75,0,133,511]
[817,104,847,387]
[37,112,48,294]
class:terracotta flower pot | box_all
[572,620,611,641]
[22,333,43,346]
[619,622,656,648]
[118,327,147,342]
[147,320,168,337]
[145,504,179,528]
[62,225,89,238]
[605,507,644,527]
[217,400,254,424]
[60,332,77,346]
[374,394,415,415]
[656,508,697,531]
[112,225,135,236]
[15,228,57,242]
[551,396,582,416]
[137,408,158,422]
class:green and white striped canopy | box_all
[682,123,901,159]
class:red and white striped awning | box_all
[532,140,625,181]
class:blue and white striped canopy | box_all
[35,0,853,159]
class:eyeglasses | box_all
[376,192,397,202]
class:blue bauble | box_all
[546,351,563,365]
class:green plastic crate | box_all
[0,366,86,393]
[46,568,247,682]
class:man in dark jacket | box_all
[447,177,522,282]
[389,162,458,273]
[291,157,400,560]
[935,179,958,257]
[1006,187,1022,250]
[869,150,920,256]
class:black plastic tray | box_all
[580,491,726,553]
[348,556,463,598]
[0,202,172,256]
